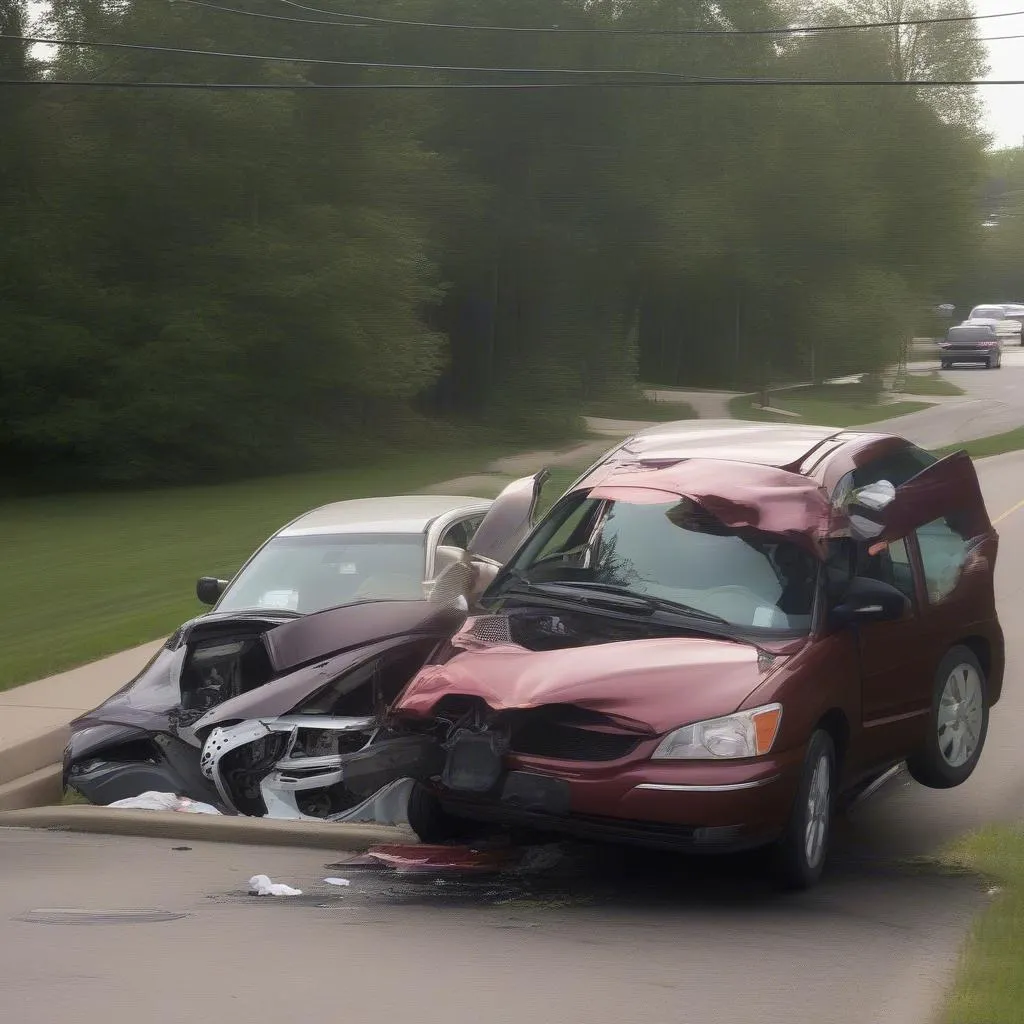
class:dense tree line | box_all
[0,0,989,487]
[953,147,1024,311]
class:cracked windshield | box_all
[2,0,1023,1022]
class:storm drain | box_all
[15,908,188,925]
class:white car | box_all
[966,305,1023,345]
[202,493,495,613]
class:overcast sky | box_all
[976,0,1024,148]
[23,1,1024,150]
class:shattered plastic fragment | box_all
[363,844,517,874]
[248,875,302,897]
[323,877,351,887]
[107,791,222,815]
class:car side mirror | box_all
[196,576,228,605]
[831,576,908,627]
[846,479,897,542]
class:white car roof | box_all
[277,494,493,538]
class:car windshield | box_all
[216,534,427,614]
[499,494,818,634]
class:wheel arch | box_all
[815,707,850,778]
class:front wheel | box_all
[773,730,835,890]
[907,646,989,789]
[406,782,481,844]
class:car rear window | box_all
[947,325,997,343]
[969,305,1005,320]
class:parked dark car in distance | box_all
[940,322,1002,368]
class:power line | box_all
[0,33,693,77]
[168,0,1024,37]
[270,0,1024,36]
[4,77,1024,88]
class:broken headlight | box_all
[652,704,783,760]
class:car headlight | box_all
[652,703,783,760]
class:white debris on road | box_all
[323,878,351,887]
[248,875,303,897]
[107,791,222,814]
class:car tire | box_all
[907,646,989,790]
[773,729,835,891]
[940,360,950,369]
[406,782,479,844]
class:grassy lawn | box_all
[729,384,930,427]
[899,372,965,397]
[935,427,1024,461]
[583,396,696,422]
[937,825,1024,1024]
[0,442,564,692]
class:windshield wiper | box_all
[502,578,731,626]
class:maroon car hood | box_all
[394,636,783,735]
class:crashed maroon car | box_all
[369,422,1003,889]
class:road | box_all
[5,421,1024,1024]
[871,346,1024,448]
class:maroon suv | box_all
[383,422,1003,889]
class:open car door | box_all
[467,470,550,567]
[847,451,991,546]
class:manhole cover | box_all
[16,908,188,925]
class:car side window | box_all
[857,537,916,604]
[850,447,936,491]
[916,517,969,604]
[440,515,485,550]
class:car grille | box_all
[508,713,641,762]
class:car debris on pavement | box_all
[248,875,302,897]
[107,791,221,814]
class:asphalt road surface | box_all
[875,345,1024,448]
[5,437,1024,1024]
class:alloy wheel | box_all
[937,663,984,768]
[804,753,831,868]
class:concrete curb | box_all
[0,763,62,812]
[0,727,68,789]
[0,805,416,851]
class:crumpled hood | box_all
[394,636,782,735]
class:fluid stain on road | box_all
[206,824,984,920]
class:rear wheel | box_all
[907,646,989,789]
[773,730,835,890]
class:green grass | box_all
[934,427,1024,461]
[582,396,697,422]
[937,825,1024,1024]
[898,372,965,397]
[0,443,554,692]
[729,384,930,427]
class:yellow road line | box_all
[994,496,1024,526]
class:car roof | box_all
[277,494,493,538]
[609,419,847,469]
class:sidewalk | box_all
[0,639,164,809]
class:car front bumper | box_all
[430,746,807,854]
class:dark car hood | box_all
[393,635,786,735]
[71,600,467,735]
